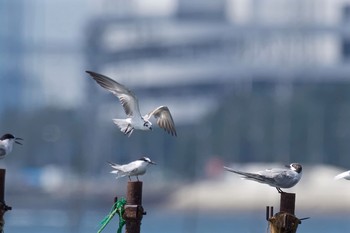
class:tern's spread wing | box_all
[86,71,141,117]
[334,170,350,180]
[144,106,177,136]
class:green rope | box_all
[98,198,127,233]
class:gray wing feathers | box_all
[119,94,137,117]
[146,106,177,136]
[86,71,141,117]
[224,166,274,183]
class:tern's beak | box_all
[149,161,156,165]
[284,164,290,168]
[15,138,23,145]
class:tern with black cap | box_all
[0,133,23,159]
[224,163,303,193]
[108,157,156,181]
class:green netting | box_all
[98,198,126,233]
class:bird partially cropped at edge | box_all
[86,71,177,137]
[108,157,156,181]
[224,163,303,193]
[0,133,23,159]
[334,170,350,180]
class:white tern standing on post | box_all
[86,71,177,137]
[224,163,303,193]
[108,157,156,181]
[0,133,23,159]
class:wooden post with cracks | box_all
[280,192,296,215]
[123,181,146,233]
[267,192,301,233]
[0,169,12,233]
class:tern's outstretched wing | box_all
[144,106,177,136]
[86,71,141,117]
[334,170,350,180]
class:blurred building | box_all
[83,0,350,168]
[1,0,350,115]
[85,0,350,124]
[0,1,26,114]
[0,0,89,114]
[2,0,350,171]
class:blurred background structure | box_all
[1,0,350,232]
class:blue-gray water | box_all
[4,208,350,233]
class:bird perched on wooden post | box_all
[108,157,156,181]
[224,163,303,193]
[86,71,177,137]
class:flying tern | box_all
[0,133,23,159]
[108,157,156,181]
[86,71,177,137]
[224,163,303,193]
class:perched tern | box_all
[86,71,177,137]
[334,170,350,180]
[0,133,23,159]
[224,163,302,193]
[108,157,156,181]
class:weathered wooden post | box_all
[280,192,295,214]
[268,192,301,233]
[0,169,12,233]
[123,181,146,233]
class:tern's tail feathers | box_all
[224,166,266,182]
[110,170,128,179]
[112,119,134,137]
[108,161,122,170]
[108,162,128,179]
[224,166,251,176]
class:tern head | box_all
[285,163,302,173]
[142,120,153,131]
[139,157,156,165]
[0,134,23,145]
